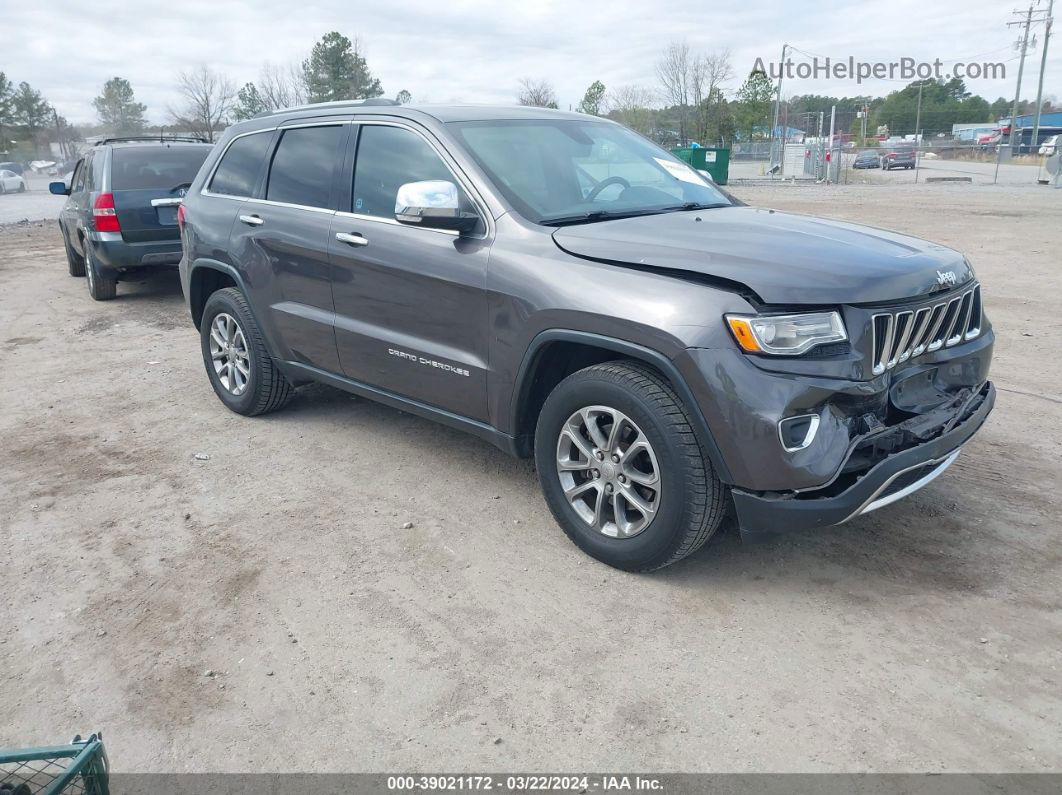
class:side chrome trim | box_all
[151,197,183,207]
[334,209,458,237]
[845,448,961,522]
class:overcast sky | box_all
[5,0,1056,125]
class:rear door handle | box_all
[239,214,264,226]
[335,232,369,247]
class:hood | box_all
[551,206,972,305]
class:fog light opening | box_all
[778,414,820,452]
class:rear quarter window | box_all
[209,133,274,198]
[111,146,211,191]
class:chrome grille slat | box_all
[872,313,895,375]
[965,285,982,340]
[947,292,973,347]
[869,284,982,375]
[901,307,933,363]
[932,296,963,352]
[887,311,914,368]
[917,303,947,356]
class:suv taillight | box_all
[177,203,187,232]
[93,193,121,233]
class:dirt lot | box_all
[1,183,1060,773]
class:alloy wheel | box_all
[555,405,661,538]
[209,312,251,396]
[85,248,96,292]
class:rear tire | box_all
[63,228,85,277]
[84,245,117,300]
[534,361,727,572]
[200,287,294,416]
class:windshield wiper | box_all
[541,203,730,226]
[541,208,676,227]
[660,202,731,212]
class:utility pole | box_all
[826,105,836,184]
[1007,5,1036,151]
[914,81,924,140]
[770,43,788,175]
[914,81,925,183]
[1031,0,1054,153]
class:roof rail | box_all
[94,135,209,146]
[252,98,400,119]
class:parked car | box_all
[0,161,25,176]
[178,102,995,571]
[881,146,916,170]
[0,169,27,193]
[852,150,881,169]
[50,137,213,300]
[1039,135,1058,156]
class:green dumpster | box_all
[671,146,730,185]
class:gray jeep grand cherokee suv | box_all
[178,101,994,571]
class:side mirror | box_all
[395,180,478,233]
[49,181,70,196]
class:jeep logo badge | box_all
[936,270,958,287]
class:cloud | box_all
[3,0,1052,124]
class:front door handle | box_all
[239,214,264,226]
[335,232,369,247]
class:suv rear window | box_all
[110,146,210,191]
[209,133,273,197]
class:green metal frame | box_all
[0,735,109,795]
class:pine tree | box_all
[302,32,383,103]
[578,81,606,115]
[92,77,147,134]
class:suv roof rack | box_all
[94,135,209,146]
[253,98,400,119]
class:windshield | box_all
[449,119,732,224]
[111,146,211,191]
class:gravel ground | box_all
[1,182,1059,773]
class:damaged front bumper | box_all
[730,380,995,538]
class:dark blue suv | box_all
[50,137,213,300]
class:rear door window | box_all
[111,146,211,191]
[209,133,273,197]
[265,125,344,209]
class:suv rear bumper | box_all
[89,233,182,272]
[731,380,994,538]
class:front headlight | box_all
[725,311,847,356]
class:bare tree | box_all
[690,50,734,144]
[656,40,694,144]
[169,66,236,142]
[258,62,306,110]
[691,50,733,106]
[517,78,558,109]
[606,85,657,135]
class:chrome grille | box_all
[871,284,982,375]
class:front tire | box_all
[200,287,294,416]
[534,361,726,571]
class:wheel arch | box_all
[187,261,243,329]
[510,330,733,483]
